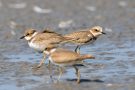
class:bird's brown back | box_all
[64,30,94,44]
[31,32,63,43]
[30,32,75,50]
[50,49,81,63]
[42,29,62,36]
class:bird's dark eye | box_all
[26,33,29,36]
[94,29,98,32]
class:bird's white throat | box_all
[25,32,38,41]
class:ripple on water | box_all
[4,53,42,63]
[74,40,135,83]
[3,38,135,84]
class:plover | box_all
[64,26,106,53]
[47,48,95,83]
[20,28,75,68]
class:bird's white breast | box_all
[28,40,44,51]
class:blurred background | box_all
[0,0,135,90]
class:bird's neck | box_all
[28,32,38,42]
[89,31,97,40]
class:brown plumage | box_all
[50,49,94,65]
[64,26,106,53]
[64,30,95,44]
[48,48,95,83]
[42,28,62,35]
[20,28,75,68]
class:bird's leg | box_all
[58,67,63,81]
[75,45,79,53]
[48,61,53,77]
[73,65,80,84]
[49,62,54,82]
[47,60,51,70]
[77,46,81,54]
[37,52,46,68]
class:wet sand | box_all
[0,0,135,90]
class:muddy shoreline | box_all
[0,0,135,90]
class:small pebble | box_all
[118,1,127,7]
[10,21,18,29]
[33,6,52,14]
[8,2,27,9]
[58,20,73,28]
[86,6,96,12]
[105,28,113,32]
[11,30,16,36]
[106,83,113,87]
[0,1,2,7]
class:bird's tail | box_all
[79,54,95,60]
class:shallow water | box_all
[5,53,42,63]
[0,0,135,90]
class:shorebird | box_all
[20,28,75,68]
[46,48,95,83]
[64,26,106,53]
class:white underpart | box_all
[27,32,44,51]
[28,41,42,51]
[25,36,31,41]
[43,51,50,55]
[50,48,57,53]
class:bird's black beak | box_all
[20,36,25,39]
[102,32,106,35]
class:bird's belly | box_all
[49,57,82,67]
[28,42,45,51]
